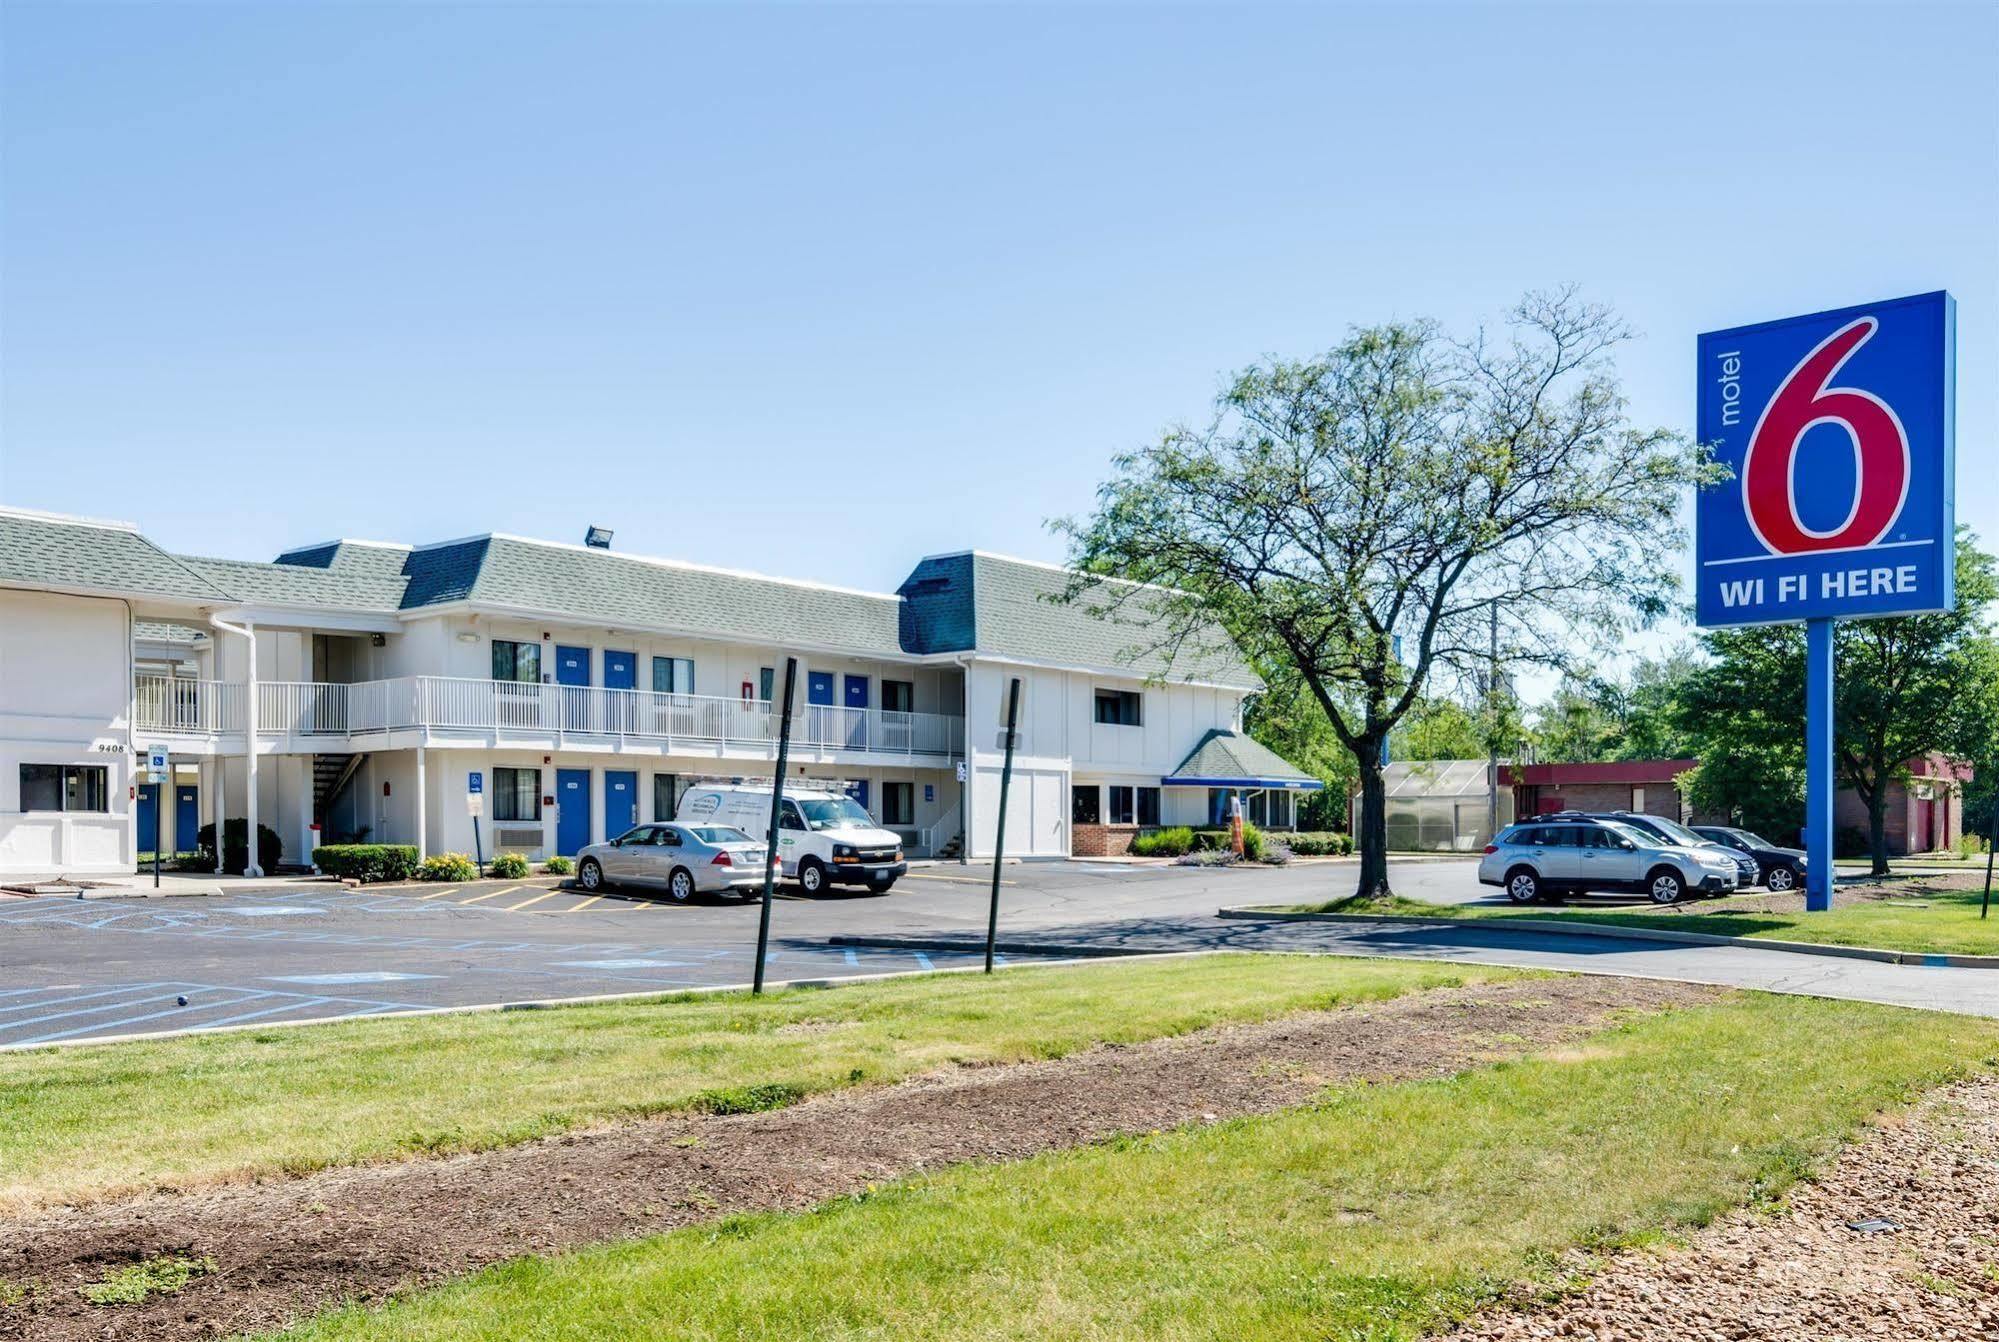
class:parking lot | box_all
[0,858,1387,1047]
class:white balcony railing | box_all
[134,674,964,759]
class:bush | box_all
[488,852,531,879]
[419,852,479,882]
[1130,826,1195,858]
[541,855,573,875]
[1262,844,1294,866]
[312,844,419,883]
[1958,833,1990,859]
[1835,826,1871,859]
[1285,831,1354,856]
[1175,848,1239,867]
[196,819,282,876]
[1240,822,1266,862]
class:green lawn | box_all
[268,993,1999,1342]
[0,953,1513,1214]
[1284,885,1999,956]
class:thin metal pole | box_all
[1487,604,1499,844]
[754,657,798,995]
[1803,617,1835,912]
[1982,793,1996,920]
[984,676,1020,974]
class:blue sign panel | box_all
[1696,291,1955,627]
[467,771,483,795]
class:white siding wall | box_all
[0,590,135,875]
[961,659,1246,858]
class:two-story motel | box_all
[0,506,1319,878]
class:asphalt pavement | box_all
[4,856,1996,1047]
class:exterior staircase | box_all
[313,753,365,829]
[933,831,965,860]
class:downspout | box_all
[954,653,975,864]
[209,615,262,877]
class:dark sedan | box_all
[1692,825,1807,893]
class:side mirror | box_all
[1621,840,1637,850]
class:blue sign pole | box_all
[1804,618,1835,911]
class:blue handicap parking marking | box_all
[220,905,324,917]
[551,958,692,970]
[266,971,441,985]
[0,978,440,1048]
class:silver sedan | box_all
[574,823,778,902]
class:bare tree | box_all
[1059,289,1714,899]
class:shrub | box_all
[419,852,479,882]
[1834,826,1871,859]
[312,844,419,883]
[195,819,282,876]
[1175,848,1239,867]
[1240,822,1266,862]
[1130,826,1194,858]
[488,852,531,879]
[1958,833,1990,859]
[541,855,574,875]
[1262,843,1294,866]
[1285,831,1354,856]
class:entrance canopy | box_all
[1161,729,1323,792]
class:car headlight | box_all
[832,843,858,864]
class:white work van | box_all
[676,783,907,895]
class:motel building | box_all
[0,506,1317,879]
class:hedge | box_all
[312,844,419,883]
[196,819,283,875]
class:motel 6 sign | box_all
[1696,291,1956,628]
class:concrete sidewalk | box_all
[1,871,339,900]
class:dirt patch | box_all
[1446,1077,1999,1341]
[0,975,1708,1341]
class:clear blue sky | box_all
[4,3,1993,622]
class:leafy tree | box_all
[1675,531,1999,871]
[1242,664,1358,831]
[1060,291,1709,898]
[1530,650,1698,763]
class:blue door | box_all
[554,646,591,685]
[842,675,870,747]
[605,770,638,839]
[175,786,199,853]
[807,671,835,706]
[845,779,869,812]
[556,769,592,855]
[844,675,869,709]
[136,784,159,854]
[603,651,637,732]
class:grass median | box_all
[1283,878,1999,957]
[265,991,1999,1342]
[0,953,1515,1215]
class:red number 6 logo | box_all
[1742,317,1909,555]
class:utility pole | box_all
[1486,604,1500,844]
[753,657,798,995]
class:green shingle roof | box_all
[899,553,1258,688]
[1164,729,1322,788]
[407,537,908,657]
[0,510,229,602]
[181,555,410,613]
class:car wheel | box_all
[669,868,696,903]
[1648,868,1687,904]
[798,858,826,896]
[1504,867,1540,905]
[578,858,603,892]
[1766,865,1797,893]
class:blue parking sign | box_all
[468,771,483,795]
[1696,291,1955,628]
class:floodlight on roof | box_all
[584,525,613,549]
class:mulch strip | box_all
[0,974,1711,1341]
[1446,1076,1999,1341]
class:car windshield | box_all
[1642,816,1709,847]
[798,797,876,830]
[690,826,751,844]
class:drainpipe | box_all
[953,654,975,864]
[209,615,261,877]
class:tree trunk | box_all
[1866,784,1890,877]
[1354,751,1391,900]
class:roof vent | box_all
[583,526,613,550]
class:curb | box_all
[1213,907,1999,969]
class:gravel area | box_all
[0,975,1706,1342]
[1446,1078,1999,1341]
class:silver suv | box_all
[1477,818,1740,905]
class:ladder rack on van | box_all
[682,775,858,794]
